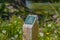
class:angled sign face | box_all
[25,16,35,25]
[23,15,38,28]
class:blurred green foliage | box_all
[0,15,23,40]
[0,0,60,40]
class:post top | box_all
[23,15,38,28]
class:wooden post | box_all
[23,15,39,40]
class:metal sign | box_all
[25,15,35,25]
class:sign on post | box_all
[23,15,39,40]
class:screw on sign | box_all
[23,15,39,40]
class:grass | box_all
[0,15,23,40]
[30,3,60,40]
[28,3,60,15]
[0,2,60,40]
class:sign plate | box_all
[25,16,35,25]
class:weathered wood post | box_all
[23,15,39,40]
